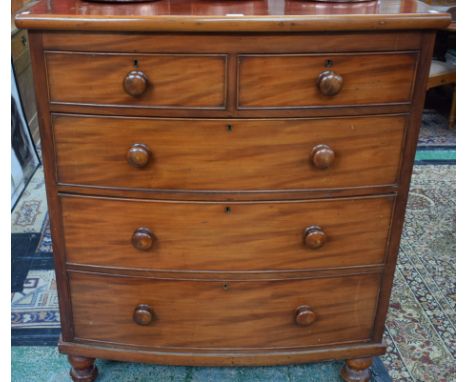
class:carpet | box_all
[419,109,456,148]
[415,110,455,165]
[382,165,455,382]
[11,347,390,382]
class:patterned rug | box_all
[415,109,456,165]
[382,165,455,382]
[419,109,456,149]
[11,347,390,382]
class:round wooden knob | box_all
[127,143,151,168]
[310,144,335,169]
[132,227,155,251]
[123,70,148,97]
[295,305,317,326]
[304,226,327,249]
[133,304,154,326]
[316,70,343,96]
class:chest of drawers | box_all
[16,0,450,380]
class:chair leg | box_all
[449,85,456,129]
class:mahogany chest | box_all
[16,1,450,380]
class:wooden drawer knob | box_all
[316,70,343,96]
[133,304,154,326]
[132,227,155,251]
[127,143,151,168]
[304,225,327,249]
[123,70,148,97]
[310,144,335,169]
[295,305,317,326]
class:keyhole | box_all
[225,206,231,214]
[133,59,139,68]
[223,282,230,290]
[226,124,233,132]
[324,59,334,68]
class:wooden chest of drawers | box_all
[16,0,449,380]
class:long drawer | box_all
[53,114,406,191]
[70,271,381,349]
[61,194,395,271]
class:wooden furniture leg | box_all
[449,85,456,129]
[340,357,372,382]
[68,355,98,382]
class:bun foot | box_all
[68,355,98,382]
[340,357,372,382]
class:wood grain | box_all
[65,263,385,281]
[69,271,381,349]
[48,102,412,119]
[59,338,387,366]
[371,32,437,341]
[15,0,451,32]
[61,194,395,271]
[45,51,227,109]
[68,355,98,382]
[19,5,441,370]
[238,52,417,108]
[40,32,425,54]
[53,114,407,191]
[28,31,75,341]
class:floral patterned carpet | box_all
[11,163,455,381]
[383,165,456,381]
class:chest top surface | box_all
[16,0,450,32]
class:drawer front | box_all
[238,53,417,108]
[61,195,394,271]
[70,272,381,349]
[45,52,227,109]
[53,115,406,190]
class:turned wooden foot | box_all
[340,357,372,382]
[68,355,98,382]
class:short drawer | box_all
[61,195,394,271]
[238,52,417,108]
[53,114,406,191]
[70,272,381,349]
[45,51,227,109]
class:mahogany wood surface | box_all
[68,355,98,382]
[61,194,395,271]
[295,305,317,327]
[46,51,227,109]
[58,184,399,202]
[59,338,386,366]
[53,114,406,191]
[15,0,450,32]
[28,31,75,341]
[69,271,381,349]
[340,357,373,382]
[371,31,436,342]
[41,32,425,54]
[17,0,445,376]
[48,102,412,119]
[131,227,156,251]
[238,52,417,108]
